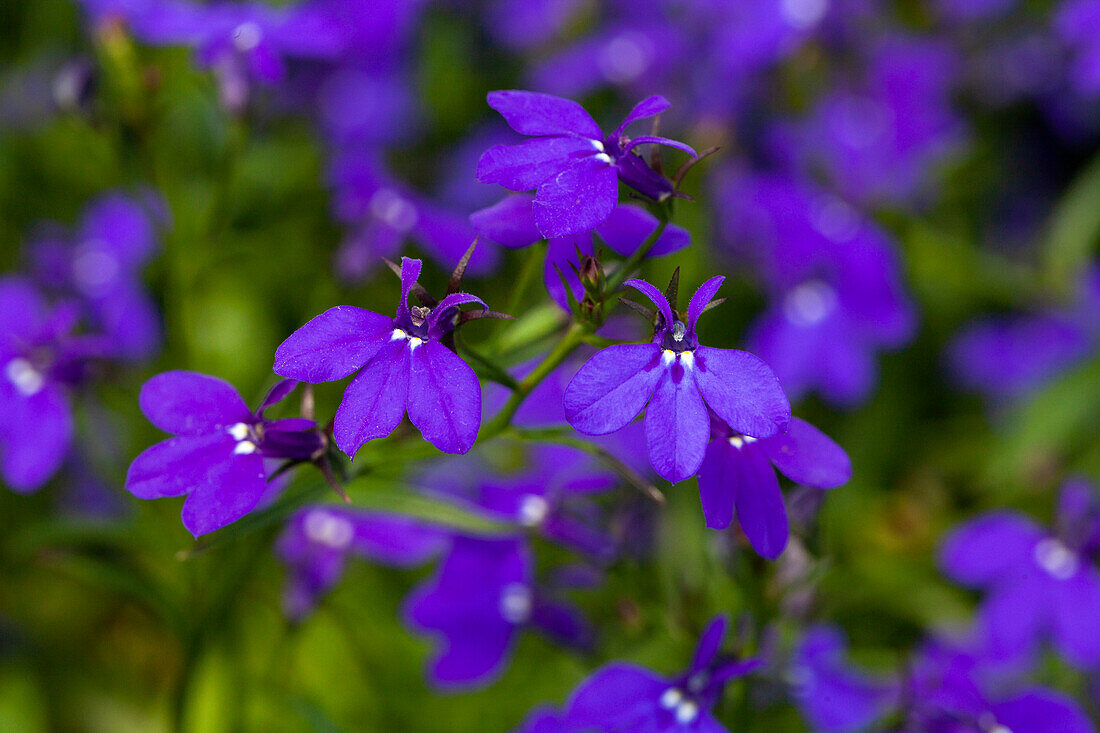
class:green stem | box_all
[503,239,547,320]
[603,218,669,296]
[478,321,590,442]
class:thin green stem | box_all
[503,239,547,320]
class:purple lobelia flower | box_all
[277,505,449,620]
[939,479,1100,668]
[718,171,916,406]
[470,194,690,310]
[904,638,1096,733]
[80,0,347,111]
[513,706,570,733]
[274,256,492,457]
[477,90,696,237]
[697,414,850,559]
[562,614,761,731]
[404,534,592,688]
[126,372,322,537]
[329,153,496,279]
[565,275,790,483]
[0,278,80,492]
[786,625,897,733]
[29,189,167,361]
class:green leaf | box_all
[1043,151,1100,292]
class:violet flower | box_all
[565,276,790,483]
[697,415,850,559]
[477,90,696,237]
[404,534,592,688]
[470,193,690,310]
[1055,0,1100,99]
[0,278,79,492]
[939,480,1100,668]
[29,190,166,361]
[787,625,897,733]
[126,372,322,537]
[562,614,761,731]
[277,505,449,620]
[274,257,489,456]
[905,639,1095,733]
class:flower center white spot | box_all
[72,241,121,294]
[729,435,757,449]
[391,328,407,341]
[370,188,419,232]
[5,358,44,397]
[1034,537,1079,580]
[303,510,355,550]
[234,440,258,454]
[408,336,423,351]
[590,139,605,153]
[662,349,695,369]
[659,687,684,709]
[593,152,613,165]
[499,583,533,624]
[518,495,549,527]
[675,700,699,725]
[782,0,828,29]
[810,195,861,242]
[686,672,708,693]
[784,280,838,327]
[227,422,250,441]
[391,328,424,351]
[233,22,263,52]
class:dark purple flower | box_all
[565,276,790,482]
[329,154,496,278]
[126,372,322,537]
[404,534,591,688]
[718,171,916,406]
[906,639,1095,733]
[477,91,696,237]
[274,257,488,456]
[277,505,449,620]
[29,189,166,361]
[471,194,690,310]
[563,614,761,731]
[513,706,570,733]
[0,278,79,492]
[939,481,1100,668]
[787,625,897,733]
[697,415,850,559]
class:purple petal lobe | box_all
[697,439,736,529]
[126,432,233,500]
[564,344,662,435]
[625,277,676,329]
[274,306,393,383]
[993,690,1095,733]
[621,135,697,158]
[612,95,671,137]
[761,418,851,488]
[596,205,690,258]
[566,663,668,730]
[477,137,593,191]
[425,293,487,336]
[180,451,268,537]
[687,276,725,333]
[406,340,482,454]
[258,379,298,415]
[645,363,708,482]
[693,347,790,439]
[981,575,1047,663]
[533,158,618,238]
[469,194,542,249]
[0,277,45,341]
[334,339,411,457]
[396,256,423,323]
[139,371,251,436]
[487,90,602,138]
[938,512,1044,585]
[691,614,729,672]
[0,384,72,492]
[1053,571,1100,666]
[732,441,789,558]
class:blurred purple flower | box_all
[329,153,496,278]
[718,171,916,407]
[566,276,790,482]
[29,189,167,361]
[277,505,449,620]
[275,257,488,456]
[80,0,347,111]
[562,614,761,731]
[0,279,79,493]
[471,194,690,310]
[404,534,592,689]
[939,480,1100,668]
[513,706,570,733]
[484,0,588,51]
[477,91,695,237]
[787,625,897,733]
[126,373,321,537]
[1055,0,1100,99]
[697,415,850,559]
[933,0,1018,21]
[317,68,417,148]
